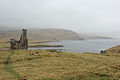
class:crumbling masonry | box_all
[10,29,28,50]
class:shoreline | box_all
[29,44,64,48]
[33,40,59,43]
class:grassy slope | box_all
[0,38,120,80]
[106,45,120,53]
[0,50,120,80]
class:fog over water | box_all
[0,0,120,37]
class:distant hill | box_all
[0,29,84,41]
[29,29,84,40]
[79,34,113,39]
[0,27,113,41]
[0,26,18,31]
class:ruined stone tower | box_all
[10,29,28,50]
[19,29,28,49]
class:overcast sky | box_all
[0,0,120,33]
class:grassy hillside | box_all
[0,50,120,80]
[104,45,120,54]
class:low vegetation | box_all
[0,38,9,49]
[0,49,120,80]
[105,45,120,53]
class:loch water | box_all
[29,39,120,53]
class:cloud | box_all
[0,0,120,32]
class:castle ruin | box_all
[10,29,28,50]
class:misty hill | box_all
[0,26,113,41]
[0,26,15,31]
[0,29,84,41]
[79,34,113,39]
[29,29,84,40]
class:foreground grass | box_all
[0,50,120,80]
[3,51,25,79]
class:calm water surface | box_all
[29,39,120,53]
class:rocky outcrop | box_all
[100,50,107,54]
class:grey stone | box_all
[10,29,28,50]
